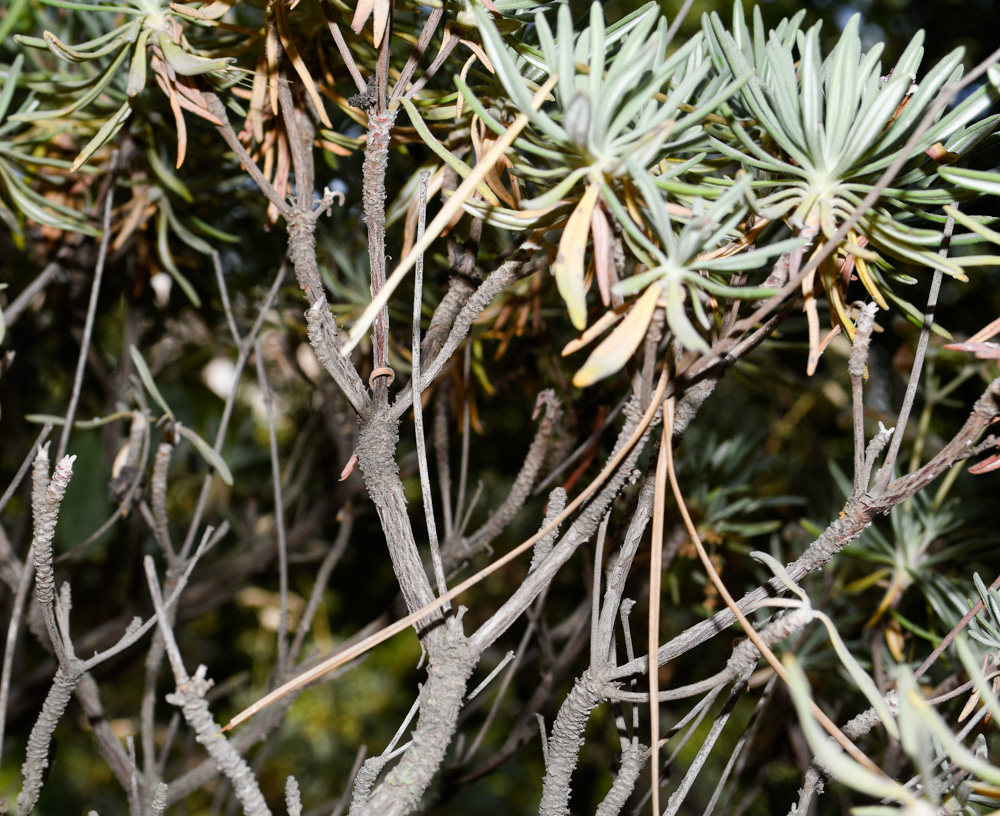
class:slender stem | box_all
[389,7,443,105]
[411,173,449,604]
[255,338,289,676]
[403,28,459,102]
[180,264,287,561]
[0,424,52,515]
[849,304,878,493]
[1,262,59,331]
[0,558,34,773]
[318,0,367,94]
[57,163,116,462]
[207,92,292,217]
[455,340,472,528]
[435,389,454,540]
[873,211,955,493]
[662,0,697,52]
[214,251,242,345]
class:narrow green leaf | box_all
[664,276,708,352]
[156,207,202,306]
[399,98,500,206]
[474,4,564,143]
[824,15,861,157]
[71,99,132,173]
[156,32,236,76]
[938,165,1000,196]
[0,162,101,236]
[38,0,139,12]
[784,657,909,802]
[816,611,899,738]
[147,148,193,202]
[588,2,606,107]
[555,4,575,111]
[129,345,173,419]
[0,55,24,121]
[26,414,67,425]
[161,197,214,255]
[189,215,239,244]
[176,424,233,486]
[12,44,130,122]
[749,551,808,599]
[797,25,826,164]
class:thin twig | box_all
[872,211,956,493]
[435,389,455,541]
[402,27,460,102]
[411,172,449,605]
[533,397,626,496]
[0,424,53,515]
[57,159,116,462]
[1,262,60,331]
[289,510,353,666]
[317,0,367,94]
[206,93,292,217]
[255,338,290,676]
[389,7,443,104]
[455,340,473,532]
[180,263,287,561]
[214,250,242,345]
[0,554,35,773]
[849,303,878,493]
[663,0,697,52]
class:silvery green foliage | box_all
[466,0,1000,357]
[703,4,1000,275]
[468,2,803,351]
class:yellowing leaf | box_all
[573,283,661,388]
[553,182,600,331]
[561,308,623,357]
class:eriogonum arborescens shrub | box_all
[1,0,1000,813]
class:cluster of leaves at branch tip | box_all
[463,1,1000,386]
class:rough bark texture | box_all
[539,669,604,816]
[166,666,272,816]
[595,742,648,816]
[18,665,79,816]
[358,622,477,816]
[361,108,397,410]
[356,416,440,627]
